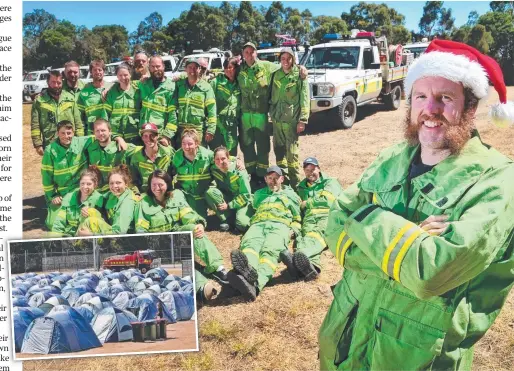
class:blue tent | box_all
[21,306,101,354]
[12,288,24,296]
[61,287,87,307]
[91,307,136,343]
[28,292,55,308]
[13,297,30,308]
[145,268,168,283]
[13,307,45,352]
[171,292,195,321]
[180,283,194,296]
[75,306,95,324]
[165,281,181,292]
[136,294,176,323]
[112,291,136,310]
[162,274,182,287]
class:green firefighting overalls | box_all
[31,91,84,149]
[175,78,217,148]
[172,146,215,219]
[269,65,310,189]
[77,83,110,134]
[205,160,252,232]
[238,60,280,178]
[209,74,240,155]
[319,136,514,370]
[41,136,92,229]
[129,144,175,193]
[50,188,105,237]
[239,185,301,291]
[296,174,342,269]
[139,78,177,141]
[105,83,142,144]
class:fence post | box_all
[24,250,27,272]
[170,235,174,266]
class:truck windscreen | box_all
[304,47,360,69]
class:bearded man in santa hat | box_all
[318,40,514,371]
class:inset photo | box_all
[8,232,198,360]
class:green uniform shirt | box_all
[129,144,175,192]
[238,59,279,114]
[52,188,104,236]
[86,140,139,193]
[139,78,177,140]
[297,174,343,220]
[211,160,252,210]
[269,65,310,124]
[135,193,205,233]
[77,83,110,134]
[175,79,217,135]
[31,91,84,148]
[320,135,514,370]
[210,74,240,119]
[63,79,86,101]
[172,146,213,197]
[105,83,142,142]
[103,189,139,234]
[41,136,92,203]
[251,185,301,234]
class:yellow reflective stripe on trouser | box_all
[335,231,353,267]
[305,231,326,247]
[392,227,424,281]
[259,258,277,271]
[242,248,259,258]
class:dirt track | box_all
[22,88,514,370]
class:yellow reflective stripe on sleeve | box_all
[392,228,424,281]
[60,102,74,111]
[142,101,166,112]
[259,258,277,271]
[43,185,54,192]
[372,193,379,205]
[256,163,269,169]
[382,223,414,274]
[290,221,301,230]
[241,248,259,258]
[320,190,335,202]
[178,207,194,219]
[57,210,66,218]
[31,130,41,136]
[335,231,353,267]
[112,108,137,115]
[41,165,53,171]
[205,98,216,106]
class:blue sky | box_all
[24,1,493,34]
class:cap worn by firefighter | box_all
[185,58,201,67]
[405,39,514,127]
[140,123,159,135]
[266,165,283,176]
[303,157,319,168]
[243,42,257,51]
[280,47,295,60]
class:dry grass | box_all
[21,88,514,370]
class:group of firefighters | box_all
[32,41,335,302]
[31,37,514,369]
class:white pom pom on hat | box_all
[404,39,514,127]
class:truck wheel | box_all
[385,85,402,110]
[335,95,357,129]
[140,266,148,274]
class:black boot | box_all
[293,251,319,281]
[230,250,258,284]
[211,267,230,285]
[280,249,299,280]
[226,270,257,301]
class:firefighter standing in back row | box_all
[175,58,217,148]
[31,70,84,155]
[269,47,310,190]
[318,40,514,370]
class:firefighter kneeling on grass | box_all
[228,165,301,301]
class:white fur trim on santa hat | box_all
[490,101,514,127]
[405,51,489,100]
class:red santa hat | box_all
[405,39,514,127]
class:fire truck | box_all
[103,250,157,273]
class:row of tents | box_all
[12,267,195,354]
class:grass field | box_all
[21,87,514,370]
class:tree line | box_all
[23,1,513,84]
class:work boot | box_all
[230,250,258,284]
[293,251,319,281]
[280,249,299,280]
[211,267,229,285]
[226,270,257,301]
[220,223,230,232]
